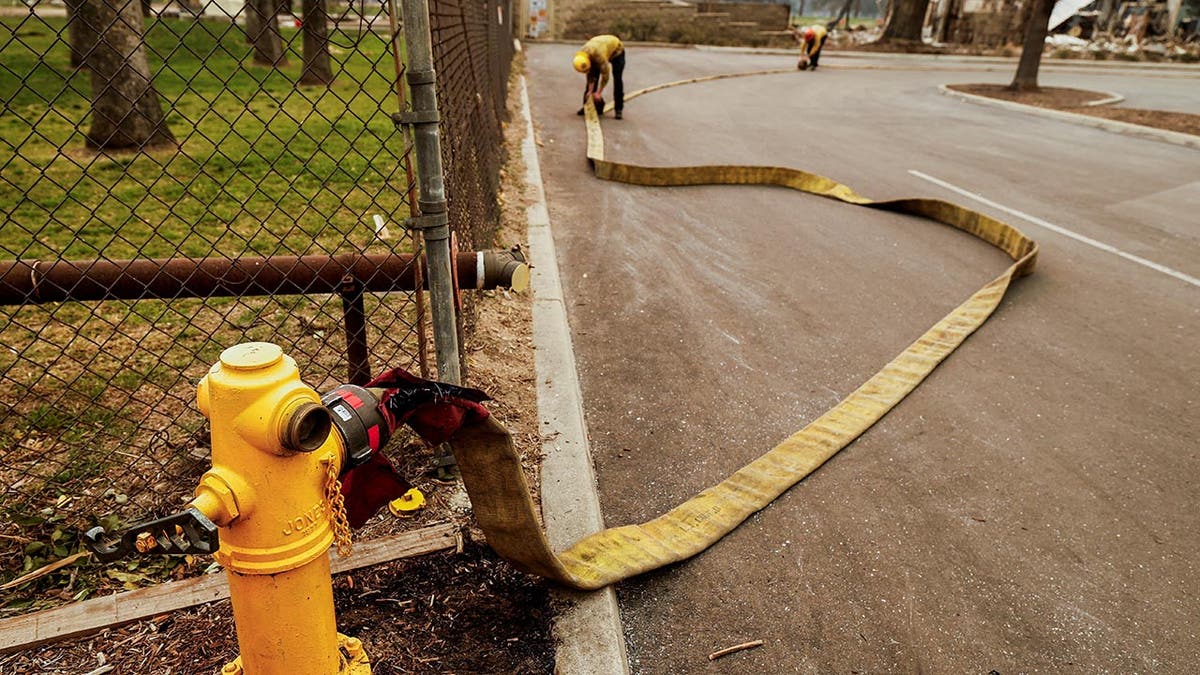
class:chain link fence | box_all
[429,0,513,359]
[431,0,512,252]
[1,0,516,620]
[0,0,430,609]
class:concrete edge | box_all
[1081,90,1125,106]
[518,75,631,675]
[938,84,1200,151]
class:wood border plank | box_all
[0,522,458,655]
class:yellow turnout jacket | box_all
[802,25,827,56]
[581,35,624,89]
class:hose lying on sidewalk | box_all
[450,72,1039,590]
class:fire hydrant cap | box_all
[388,488,426,516]
[220,343,283,371]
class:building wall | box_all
[552,0,790,44]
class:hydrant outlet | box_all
[282,401,333,453]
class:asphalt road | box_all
[524,45,1199,673]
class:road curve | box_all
[525,44,1199,674]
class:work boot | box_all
[615,111,623,120]
[576,107,584,115]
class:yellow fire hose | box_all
[450,71,1039,591]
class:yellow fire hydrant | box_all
[190,342,371,675]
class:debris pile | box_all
[1046,29,1200,62]
[1021,0,1199,61]
[822,0,1200,62]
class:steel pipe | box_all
[0,250,527,305]
[398,0,461,385]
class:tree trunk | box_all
[140,0,151,17]
[299,0,333,85]
[244,0,258,44]
[1009,0,1055,91]
[936,0,956,42]
[65,0,99,70]
[832,0,854,28]
[247,0,287,66]
[85,0,176,150]
[878,0,930,41]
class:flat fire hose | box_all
[449,71,1039,591]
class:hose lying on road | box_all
[451,72,1039,590]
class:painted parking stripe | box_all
[910,169,1200,289]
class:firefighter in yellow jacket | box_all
[573,35,625,119]
[790,24,828,70]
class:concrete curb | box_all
[518,75,631,675]
[938,84,1200,151]
[1080,90,1126,106]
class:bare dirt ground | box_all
[952,83,1200,135]
[0,62,554,674]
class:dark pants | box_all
[809,42,823,69]
[584,51,626,114]
[611,50,625,113]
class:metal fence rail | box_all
[0,0,426,609]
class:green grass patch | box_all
[0,16,412,261]
[791,15,878,29]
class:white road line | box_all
[909,169,1200,289]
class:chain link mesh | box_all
[0,0,514,618]
[429,0,513,366]
[430,0,512,253]
[0,0,427,604]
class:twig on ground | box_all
[0,552,90,590]
[707,639,764,661]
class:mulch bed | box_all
[950,83,1200,136]
[0,541,554,674]
[1060,106,1200,136]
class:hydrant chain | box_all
[323,457,354,558]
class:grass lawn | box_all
[0,14,411,260]
[791,14,879,29]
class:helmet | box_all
[573,52,590,73]
[801,26,815,41]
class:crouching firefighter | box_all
[573,34,625,119]
[792,24,828,71]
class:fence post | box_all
[398,0,462,385]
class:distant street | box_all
[526,45,1199,673]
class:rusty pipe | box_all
[0,250,527,305]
